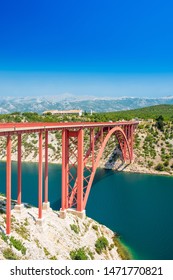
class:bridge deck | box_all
[0,121,139,134]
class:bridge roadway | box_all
[0,121,139,134]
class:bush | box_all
[44,247,50,256]
[92,225,98,231]
[70,248,88,260]
[0,232,8,243]
[3,248,18,260]
[164,160,169,167]
[10,236,26,255]
[70,224,80,234]
[95,236,109,254]
[155,163,164,171]
[156,115,164,131]
[148,161,153,168]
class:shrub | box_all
[70,248,88,260]
[164,160,169,167]
[49,255,57,260]
[0,232,8,243]
[156,115,164,131]
[95,236,109,254]
[148,161,153,168]
[15,224,30,240]
[155,163,165,171]
[92,225,98,231]
[10,236,26,255]
[43,247,50,256]
[3,248,18,260]
[70,224,80,234]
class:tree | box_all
[155,163,164,171]
[156,115,164,131]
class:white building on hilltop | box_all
[43,109,83,116]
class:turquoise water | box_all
[0,161,173,260]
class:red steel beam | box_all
[6,135,11,235]
[131,125,134,160]
[44,131,48,203]
[38,132,43,219]
[17,134,22,205]
[77,129,84,212]
[91,128,95,171]
[61,129,69,210]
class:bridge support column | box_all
[43,130,50,211]
[14,133,24,213]
[60,129,69,218]
[130,125,134,161]
[37,132,44,225]
[6,135,11,235]
[77,129,84,212]
[123,126,127,161]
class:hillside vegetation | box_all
[1,104,173,123]
[0,104,173,175]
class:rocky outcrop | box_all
[0,196,123,260]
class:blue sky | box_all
[0,0,173,98]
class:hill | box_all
[98,104,173,121]
[0,105,173,176]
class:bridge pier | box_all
[59,208,86,219]
[38,132,43,221]
[43,202,50,210]
[6,135,11,235]
[44,131,49,208]
[14,133,24,214]
[77,129,84,212]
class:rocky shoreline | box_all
[0,196,127,260]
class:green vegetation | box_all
[156,115,164,131]
[43,247,50,256]
[93,104,173,122]
[0,104,173,123]
[155,163,165,171]
[24,218,29,226]
[0,192,5,197]
[15,224,30,240]
[70,224,80,234]
[0,105,173,174]
[10,236,27,255]
[49,255,57,260]
[112,235,131,260]
[92,224,98,231]
[35,239,41,248]
[0,232,8,243]
[70,247,89,260]
[87,248,94,260]
[3,248,19,260]
[95,236,109,254]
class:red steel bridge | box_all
[0,121,138,234]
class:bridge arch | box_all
[68,126,133,210]
[83,126,132,208]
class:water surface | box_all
[0,162,173,260]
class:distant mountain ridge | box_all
[0,95,173,114]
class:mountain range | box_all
[0,95,173,114]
